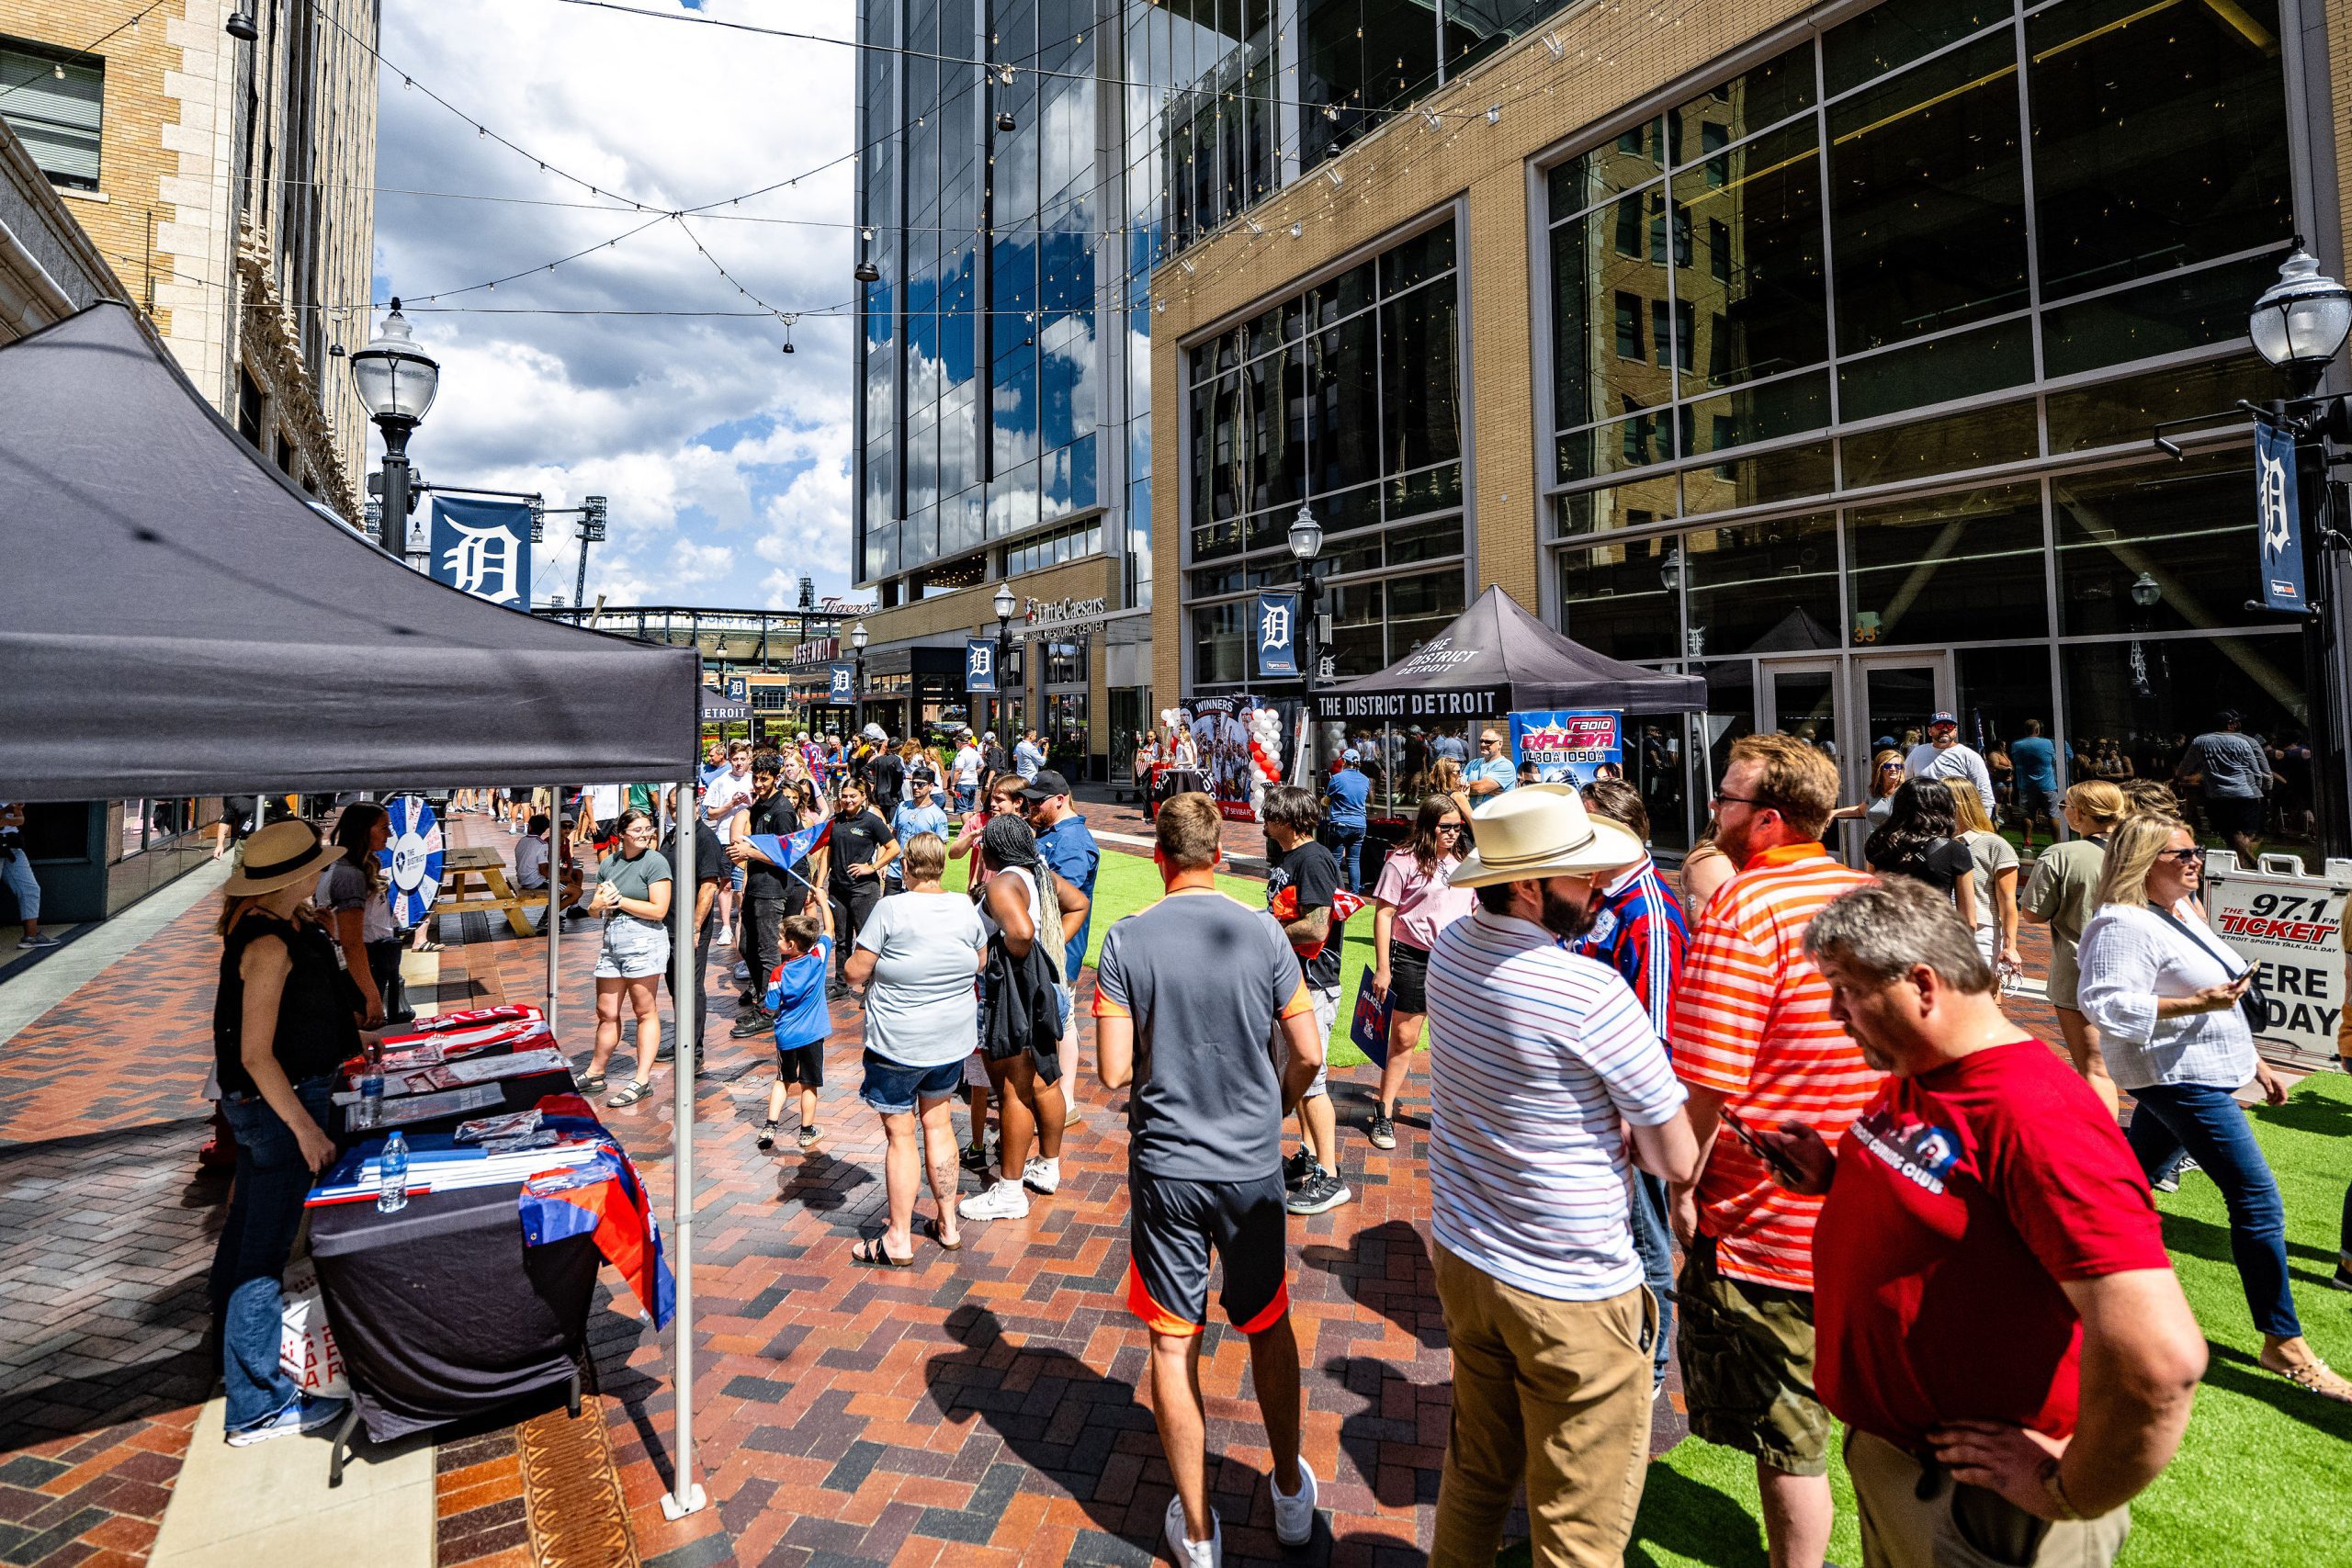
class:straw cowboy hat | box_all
[1447,784,1644,889]
[222,819,340,896]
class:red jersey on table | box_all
[1812,1041,2170,1453]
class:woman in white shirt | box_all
[958,814,1067,1225]
[2076,813,2350,1402]
[842,832,985,1264]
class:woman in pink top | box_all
[1364,795,1478,1151]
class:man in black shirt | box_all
[1261,785,1351,1215]
[661,784,727,1060]
[865,742,906,818]
[732,753,797,1038]
[822,780,897,1001]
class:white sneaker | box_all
[1271,1456,1317,1547]
[957,1179,1030,1222]
[1022,1155,1060,1194]
[1162,1496,1222,1567]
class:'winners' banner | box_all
[1169,696,1283,821]
[428,496,534,605]
[2255,420,2308,614]
[1509,710,1623,786]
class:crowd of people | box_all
[195,706,2352,1567]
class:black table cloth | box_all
[309,1179,597,1442]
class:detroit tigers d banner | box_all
[430,495,535,606]
[2255,420,2308,615]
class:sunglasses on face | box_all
[2158,847,2205,864]
[1435,822,1464,834]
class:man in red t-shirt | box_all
[1758,881,2206,1568]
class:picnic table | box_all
[433,844,545,937]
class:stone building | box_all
[0,0,377,517]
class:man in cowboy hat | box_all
[1421,785,1701,1566]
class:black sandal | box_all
[851,1236,913,1268]
[579,1070,607,1093]
[923,1218,962,1252]
[755,1119,778,1151]
[606,1079,651,1108]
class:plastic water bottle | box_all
[377,1132,410,1213]
[355,1036,385,1130]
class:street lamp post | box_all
[1288,502,1324,779]
[348,298,440,559]
[992,581,1017,741]
[2245,243,2352,853]
[850,619,869,737]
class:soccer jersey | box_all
[1670,841,1879,1292]
[1574,858,1688,1042]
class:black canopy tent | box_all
[0,304,713,1519]
[701,686,751,724]
[1314,585,1707,721]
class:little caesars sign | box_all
[1020,595,1110,635]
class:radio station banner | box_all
[2255,421,2308,615]
[965,637,998,694]
[2204,859,2346,1065]
[428,496,533,606]
[1254,592,1300,679]
[1509,710,1623,786]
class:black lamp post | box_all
[850,619,869,736]
[2246,243,2352,853]
[1288,502,1324,773]
[992,581,1017,740]
[348,299,440,559]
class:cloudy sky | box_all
[371,0,858,611]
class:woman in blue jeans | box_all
[2078,813,2352,1403]
[209,819,368,1443]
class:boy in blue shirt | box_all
[757,911,832,1150]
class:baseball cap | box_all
[1928,711,1959,728]
[1342,747,1361,761]
[1019,768,1071,802]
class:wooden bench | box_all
[433,845,548,938]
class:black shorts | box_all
[1125,1164,1289,1338]
[2204,796,2264,839]
[1389,942,1432,1014]
[775,1038,825,1089]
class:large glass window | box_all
[1541,0,2296,518]
[1844,483,2047,647]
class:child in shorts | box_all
[757,912,831,1151]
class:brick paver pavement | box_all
[0,805,2067,1567]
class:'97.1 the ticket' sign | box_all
[2202,859,2351,1066]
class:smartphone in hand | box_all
[1719,1104,1809,1188]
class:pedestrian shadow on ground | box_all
[1300,1219,1442,1348]
[776,1149,873,1217]
[1325,1355,1436,1513]
[1625,1461,1771,1568]
[2199,1342,2352,1442]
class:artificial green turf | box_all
[983,830,2352,1562]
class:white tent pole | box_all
[661,773,705,1520]
[545,785,561,1038]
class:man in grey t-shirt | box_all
[1903,711,1995,814]
[1094,793,1325,1565]
[2177,710,2274,863]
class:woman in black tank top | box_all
[209,820,362,1444]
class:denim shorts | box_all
[594,914,671,979]
[859,1050,965,1114]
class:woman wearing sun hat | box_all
[209,818,363,1448]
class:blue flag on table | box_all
[428,496,534,606]
[966,636,998,693]
[2256,420,2308,614]
[1255,592,1300,678]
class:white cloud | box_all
[370,0,862,610]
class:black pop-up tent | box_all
[0,303,717,1520]
[0,303,698,799]
[700,686,751,723]
[1314,584,1707,721]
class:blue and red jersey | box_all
[1573,858,1689,1044]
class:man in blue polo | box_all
[1324,749,1371,893]
[1024,769,1101,1116]
[1464,724,1517,802]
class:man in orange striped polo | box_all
[1671,733,1879,1568]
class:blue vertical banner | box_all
[1255,592,1300,679]
[829,663,855,703]
[427,496,534,605]
[965,637,998,693]
[724,675,748,702]
[2256,420,2308,614]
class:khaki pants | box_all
[1431,1242,1656,1568]
[1846,1428,2130,1568]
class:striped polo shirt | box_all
[1671,842,1880,1292]
[1426,909,1689,1301]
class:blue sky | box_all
[368,0,861,610]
